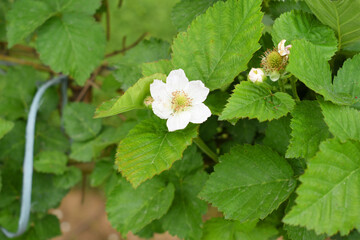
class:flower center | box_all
[171,90,192,113]
[267,51,283,69]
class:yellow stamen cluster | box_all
[261,48,288,74]
[171,90,192,113]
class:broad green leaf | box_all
[34,151,67,175]
[35,123,70,154]
[36,13,105,85]
[30,214,61,240]
[333,231,360,240]
[272,10,337,59]
[63,102,102,141]
[284,138,360,235]
[320,101,360,142]
[160,145,208,240]
[136,220,164,239]
[171,0,219,31]
[106,176,175,234]
[263,116,291,156]
[6,0,53,47]
[171,0,264,90]
[304,0,360,50]
[0,121,25,165]
[286,101,330,159]
[200,144,296,221]
[0,118,14,140]
[225,119,259,145]
[94,73,166,118]
[333,54,360,109]
[0,170,2,193]
[202,218,278,240]
[31,173,68,212]
[220,81,295,122]
[46,0,101,15]
[268,0,312,19]
[90,160,114,187]
[287,40,354,105]
[142,59,174,77]
[53,166,82,189]
[116,118,198,187]
[284,195,326,240]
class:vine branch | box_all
[105,32,148,58]
[0,54,53,74]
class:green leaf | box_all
[220,81,295,122]
[320,101,360,142]
[286,101,330,159]
[36,13,105,85]
[0,121,25,165]
[90,160,114,187]
[200,144,296,222]
[287,40,354,105]
[142,59,173,77]
[272,10,337,59]
[95,73,166,118]
[268,0,312,19]
[0,118,14,140]
[70,126,129,162]
[204,90,229,116]
[113,38,170,90]
[263,116,291,156]
[284,138,360,235]
[26,214,61,240]
[31,173,68,212]
[53,166,82,189]
[0,66,44,120]
[34,150,67,175]
[6,0,53,47]
[46,0,101,15]
[171,0,264,90]
[160,145,208,240]
[171,0,220,32]
[333,54,360,109]
[202,218,278,240]
[106,176,175,234]
[304,0,360,50]
[116,118,198,187]
[284,194,326,240]
[0,170,2,193]
[63,102,102,141]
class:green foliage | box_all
[320,101,360,142]
[287,40,355,105]
[95,73,166,118]
[34,150,67,175]
[0,118,14,140]
[286,101,330,159]
[272,10,337,59]
[304,0,360,51]
[64,102,102,141]
[6,0,104,85]
[333,54,360,109]
[171,0,219,32]
[201,218,278,240]
[36,14,105,85]
[142,59,173,77]
[263,116,291,155]
[220,81,295,122]
[200,144,296,222]
[106,176,175,235]
[159,145,208,240]
[53,166,82,189]
[116,118,198,187]
[284,138,360,235]
[90,160,114,187]
[172,0,264,90]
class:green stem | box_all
[193,137,219,163]
[290,78,300,101]
[278,78,286,92]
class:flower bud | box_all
[248,68,265,83]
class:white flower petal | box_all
[152,99,172,119]
[189,103,211,124]
[248,68,265,83]
[166,69,189,92]
[150,79,170,101]
[166,111,191,132]
[186,80,210,104]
